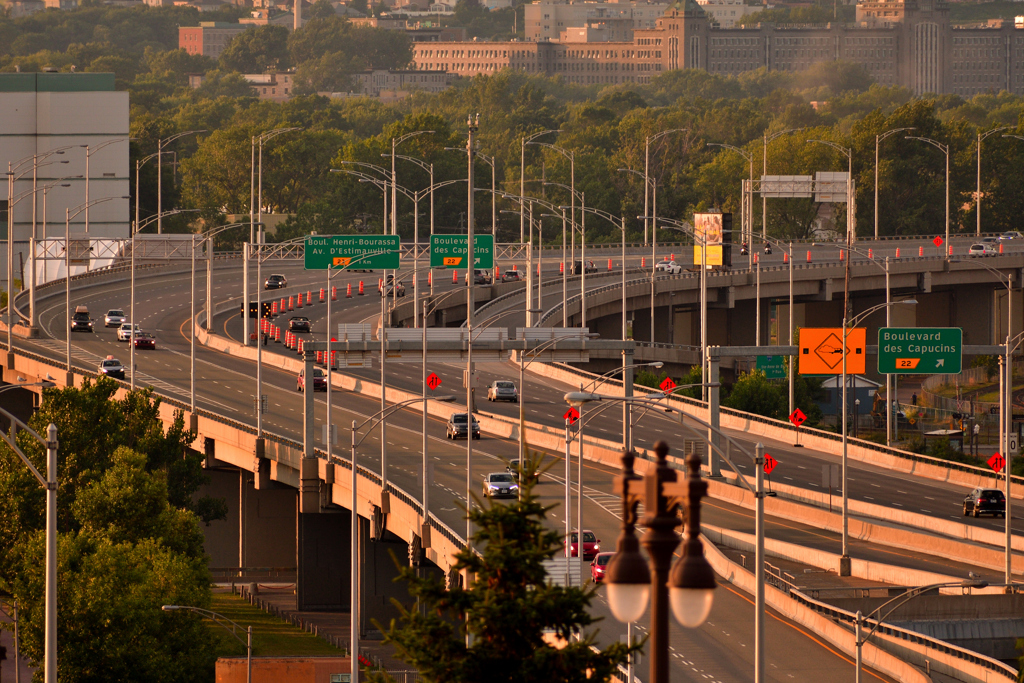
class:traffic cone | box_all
[807,250,812,263]
[378,278,383,292]
[358,281,365,295]
[512,263,517,270]
[896,247,901,258]
[274,326,281,342]
[560,262,565,274]
[297,338,304,356]
[280,298,286,312]
[536,262,540,276]
[272,301,278,315]
[452,270,458,284]
[319,288,325,303]
[868,248,873,259]
[607,259,613,271]
[496,265,501,279]
[919,246,924,257]
[332,286,337,301]
[428,271,433,287]
[753,253,759,265]
[346,283,352,298]
[670,253,675,261]
[296,293,303,309]
[948,244,953,256]
[307,291,312,305]
[1000,242,1004,254]
[783,252,789,264]
[839,250,843,262]
[288,296,294,311]
[641,257,646,268]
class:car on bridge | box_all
[288,316,311,332]
[963,487,1005,517]
[471,269,493,285]
[968,243,997,257]
[133,332,156,350]
[446,413,480,439]
[1000,231,1023,240]
[70,307,93,333]
[104,309,126,328]
[381,279,406,297]
[98,356,125,380]
[486,380,518,402]
[482,472,518,498]
[117,322,141,341]
[571,261,597,274]
[655,259,683,274]
[590,552,614,583]
[265,274,287,290]
[566,530,601,560]
[297,367,327,392]
[501,270,523,283]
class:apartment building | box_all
[178,22,250,59]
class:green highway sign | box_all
[430,235,494,269]
[877,327,962,374]
[304,235,400,270]
[756,355,787,379]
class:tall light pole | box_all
[521,129,559,243]
[762,128,802,238]
[390,130,434,236]
[84,137,132,234]
[873,128,914,239]
[644,128,688,246]
[529,141,574,302]
[0,411,57,683]
[162,605,252,683]
[66,197,127,384]
[706,143,754,256]
[156,130,204,235]
[906,136,949,255]
[975,127,1011,236]
[249,127,299,244]
[839,299,916,575]
[465,114,478,557]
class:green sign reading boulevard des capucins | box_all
[430,235,494,269]
[304,235,400,270]
[877,327,962,374]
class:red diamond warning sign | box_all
[763,454,778,474]
[659,376,677,392]
[789,408,807,428]
[426,372,442,391]
[932,236,944,248]
[563,407,580,424]
[988,453,1005,473]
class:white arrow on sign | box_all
[936,359,945,368]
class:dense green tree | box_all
[369,453,634,683]
[723,370,788,418]
[219,24,291,73]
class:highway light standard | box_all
[975,127,1011,236]
[521,129,559,243]
[0,407,58,683]
[250,127,299,244]
[761,128,803,238]
[644,128,688,246]
[839,298,917,576]
[705,142,754,261]
[906,136,949,255]
[162,605,252,683]
[350,396,454,683]
[156,130,205,235]
[854,579,987,683]
[566,390,770,683]
[873,128,914,239]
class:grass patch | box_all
[207,592,345,658]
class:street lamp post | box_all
[762,128,803,238]
[566,390,769,683]
[706,142,754,255]
[839,299,917,575]
[157,130,205,235]
[645,128,688,246]
[162,605,252,683]
[521,130,559,243]
[873,128,914,239]
[390,131,434,237]
[249,128,299,244]
[0,408,57,683]
[529,142,575,310]
[349,396,454,683]
[906,136,950,254]
[976,127,1011,236]
[854,580,988,683]
[807,139,854,244]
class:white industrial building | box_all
[0,72,130,286]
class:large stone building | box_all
[413,0,1024,97]
[178,22,251,59]
[524,0,671,42]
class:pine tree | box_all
[370,452,635,683]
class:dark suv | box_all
[963,487,1005,518]
[70,311,93,332]
[446,413,480,440]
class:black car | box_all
[446,413,481,440]
[289,316,311,332]
[70,311,93,332]
[571,261,597,275]
[265,274,287,290]
[963,487,1005,518]
[473,269,493,285]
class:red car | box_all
[566,530,601,560]
[297,367,327,392]
[133,333,156,350]
[591,552,614,583]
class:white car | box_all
[104,309,126,328]
[117,322,141,341]
[655,259,682,274]
[968,243,997,257]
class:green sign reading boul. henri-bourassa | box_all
[304,235,400,270]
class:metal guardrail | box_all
[789,587,1019,680]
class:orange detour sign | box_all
[799,328,866,375]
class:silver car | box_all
[486,380,518,403]
[104,309,126,328]
[482,472,518,498]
